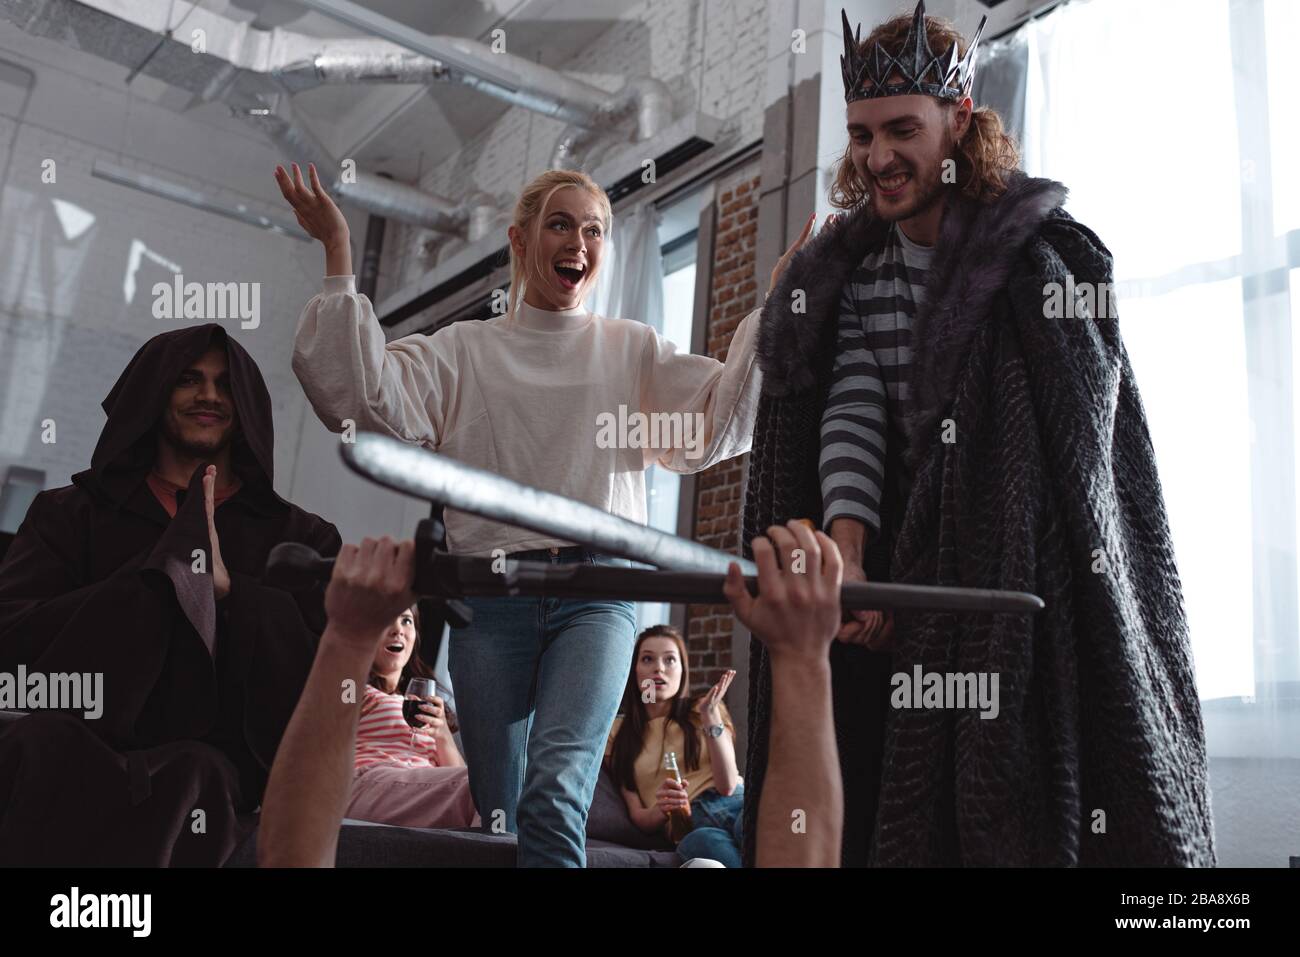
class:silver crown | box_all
[841,1,987,104]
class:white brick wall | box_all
[0,2,784,545]
[0,27,416,540]
[382,0,771,304]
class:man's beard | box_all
[864,133,956,222]
[159,412,234,460]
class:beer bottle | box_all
[663,751,693,843]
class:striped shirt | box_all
[355,683,440,772]
[820,224,934,538]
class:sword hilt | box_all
[265,541,1045,616]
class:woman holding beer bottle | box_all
[604,625,743,866]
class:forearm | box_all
[704,727,740,795]
[325,236,352,277]
[257,629,373,867]
[756,655,841,867]
[635,805,669,834]
[435,732,465,768]
[621,786,668,834]
[828,516,867,564]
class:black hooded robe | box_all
[0,324,340,866]
[741,175,1215,866]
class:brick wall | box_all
[685,163,761,696]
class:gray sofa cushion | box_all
[227,819,681,868]
[586,766,674,851]
[0,706,677,867]
[226,766,679,867]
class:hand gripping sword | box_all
[265,434,1044,621]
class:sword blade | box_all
[439,557,1044,614]
[341,433,1044,617]
[342,433,757,575]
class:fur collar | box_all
[757,172,1069,437]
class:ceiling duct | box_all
[293,0,674,168]
[1,0,678,189]
[0,0,727,318]
[0,0,482,232]
[376,112,729,334]
[91,157,311,240]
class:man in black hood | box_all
[740,4,1214,866]
[0,323,340,866]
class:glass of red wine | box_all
[403,678,438,731]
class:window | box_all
[996,0,1300,708]
[634,189,708,635]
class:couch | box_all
[224,763,682,867]
[0,709,680,866]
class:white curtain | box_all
[1006,0,1300,706]
[586,202,676,633]
[587,201,665,328]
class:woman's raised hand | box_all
[274,162,350,250]
[695,669,736,724]
[767,213,816,296]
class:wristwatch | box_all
[705,722,725,738]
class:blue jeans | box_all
[675,785,745,868]
[448,548,636,867]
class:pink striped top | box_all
[355,683,440,771]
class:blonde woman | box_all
[277,162,812,867]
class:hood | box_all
[75,323,278,506]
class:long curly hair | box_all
[829,10,1020,210]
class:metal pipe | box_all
[357,172,390,300]
[295,0,614,128]
[91,159,310,240]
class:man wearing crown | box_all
[740,2,1215,866]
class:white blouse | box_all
[292,275,763,556]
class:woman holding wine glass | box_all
[344,605,480,829]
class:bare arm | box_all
[723,520,845,867]
[257,537,416,868]
[697,674,740,795]
[757,655,841,867]
[620,784,669,834]
[828,516,892,649]
[434,727,465,768]
[257,628,372,867]
[275,163,352,276]
[828,516,866,564]
[325,238,352,277]
[702,726,740,796]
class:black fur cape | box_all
[740,174,1216,866]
